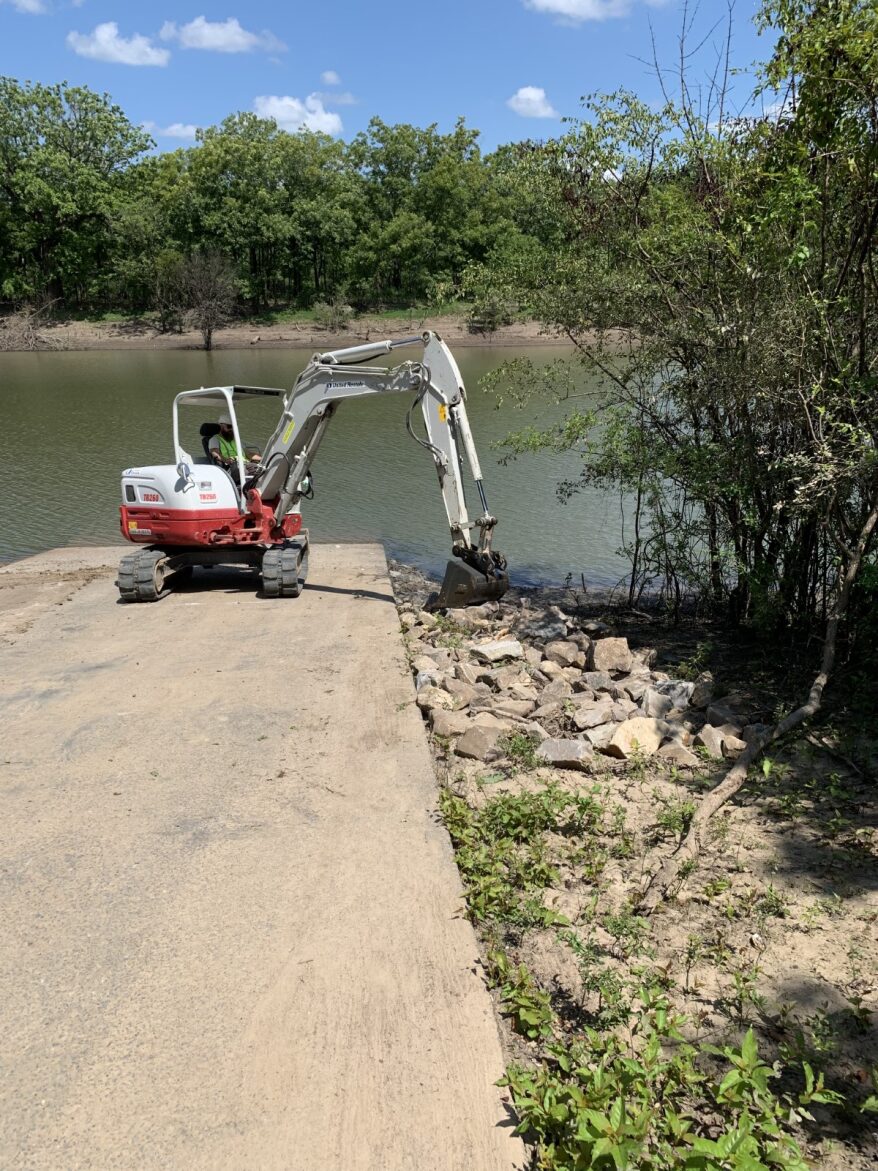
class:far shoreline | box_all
[2,313,575,354]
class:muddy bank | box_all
[7,312,567,353]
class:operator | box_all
[209,412,261,480]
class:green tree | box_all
[0,78,151,306]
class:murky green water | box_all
[0,346,631,586]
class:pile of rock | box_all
[400,599,763,771]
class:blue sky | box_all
[1,1,772,150]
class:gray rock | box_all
[722,735,747,759]
[566,632,594,653]
[653,678,696,710]
[658,742,701,768]
[582,620,612,636]
[443,608,491,631]
[416,610,438,629]
[573,700,615,730]
[542,678,574,701]
[590,637,633,675]
[416,686,454,712]
[443,679,478,708]
[583,723,616,749]
[524,645,543,669]
[621,677,647,702]
[536,738,593,771]
[419,647,455,669]
[455,724,503,761]
[431,709,470,738]
[582,671,614,693]
[483,698,536,719]
[471,712,515,731]
[518,618,568,643]
[415,669,442,691]
[469,639,525,664]
[411,654,440,674]
[492,665,530,691]
[690,671,715,709]
[544,640,586,668]
[455,661,481,687]
[533,701,564,722]
[642,687,674,719]
[603,716,667,758]
[610,702,632,723]
[539,659,566,680]
[694,724,724,758]
[742,723,769,746]
[399,611,417,630]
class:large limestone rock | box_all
[544,640,586,668]
[690,671,715,709]
[590,637,633,676]
[443,679,478,708]
[573,699,614,730]
[694,724,724,758]
[642,687,674,719]
[455,724,503,761]
[536,739,593,771]
[658,742,701,768]
[416,686,454,712]
[418,646,455,669]
[479,698,536,720]
[583,723,616,749]
[431,709,471,738]
[722,734,747,759]
[603,716,666,758]
[542,678,574,702]
[517,616,568,643]
[470,639,525,664]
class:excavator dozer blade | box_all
[435,558,509,610]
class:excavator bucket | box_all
[435,558,509,610]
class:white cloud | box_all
[160,16,285,54]
[507,85,559,118]
[253,94,343,135]
[1,0,49,13]
[66,22,170,66]
[320,70,341,85]
[523,0,630,22]
[313,90,357,107]
[142,121,200,140]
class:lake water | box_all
[0,346,632,586]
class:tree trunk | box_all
[637,492,878,913]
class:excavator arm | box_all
[252,331,508,607]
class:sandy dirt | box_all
[0,546,524,1170]
[24,313,564,352]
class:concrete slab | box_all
[0,546,523,1170]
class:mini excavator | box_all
[117,331,509,607]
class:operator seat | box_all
[200,422,221,460]
[199,420,242,499]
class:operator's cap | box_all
[219,412,232,424]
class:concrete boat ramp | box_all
[0,546,523,1170]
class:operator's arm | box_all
[208,435,230,467]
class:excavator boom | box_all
[252,331,508,607]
